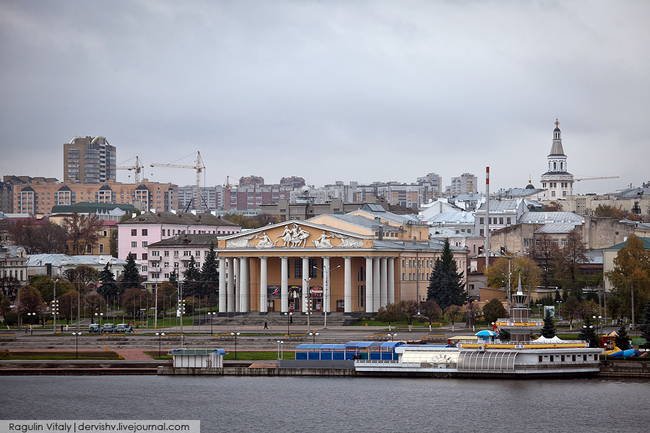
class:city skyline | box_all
[1,1,649,194]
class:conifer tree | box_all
[98,263,121,301]
[200,243,219,298]
[615,324,630,350]
[541,310,556,338]
[183,255,201,296]
[578,315,599,348]
[120,253,143,290]
[427,239,466,310]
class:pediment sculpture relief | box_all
[277,223,310,247]
[225,233,256,249]
[255,232,277,248]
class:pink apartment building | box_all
[117,212,241,281]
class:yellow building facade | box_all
[215,220,466,314]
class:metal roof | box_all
[119,211,239,227]
[26,254,126,267]
[519,212,584,224]
[171,349,225,355]
[534,223,580,234]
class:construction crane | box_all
[574,176,619,182]
[150,152,205,212]
[116,156,144,183]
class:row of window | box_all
[479,217,512,225]
[539,354,595,363]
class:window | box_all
[99,244,104,254]
[402,273,405,280]
[174,262,179,268]
[309,258,318,278]
[551,191,556,197]
[151,272,159,279]
[142,253,148,260]
[174,251,179,257]
[142,229,148,236]
[479,217,484,225]
[196,251,201,257]
[507,217,511,224]
[103,230,108,237]
[294,258,302,279]
[86,244,92,254]
[151,251,160,257]
[131,229,137,236]
[184,251,191,256]
[131,241,137,248]
[164,273,170,279]
[499,217,504,225]
[164,251,169,257]
[142,241,148,247]
[141,265,148,272]
[164,262,169,268]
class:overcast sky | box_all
[1,0,649,195]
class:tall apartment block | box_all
[64,136,116,184]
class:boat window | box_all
[538,356,542,363]
[550,355,554,362]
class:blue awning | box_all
[320,344,346,350]
[380,341,405,349]
[295,344,322,350]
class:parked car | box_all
[115,323,134,333]
[88,323,101,333]
[102,323,115,333]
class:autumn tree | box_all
[63,265,100,291]
[121,288,152,317]
[486,255,541,296]
[8,219,66,254]
[85,293,107,323]
[605,235,650,325]
[554,228,588,296]
[376,303,401,328]
[594,204,627,220]
[444,304,463,330]
[561,296,582,330]
[527,233,560,288]
[427,239,466,309]
[420,300,442,324]
[58,290,79,324]
[61,212,102,255]
[18,286,44,316]
[397,300,419,331]
[640,299,650,344]
[0,276,21,301]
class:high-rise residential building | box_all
[446,173,478,195]
[540,119,574,200]
[63,136,116,184]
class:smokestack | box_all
[485,166,490,270]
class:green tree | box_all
[98,263,121,302]
[183,256,202,297]
[199,243,219,299]
[397,300,419,331]
[482,298,506,325]
[554,228,588,295]
[427,239,466,309]
[58,290,79,324]
[578,315,599,348]
[605,235,650,325]
[541,310,556,338]
[63,265,100,293]
[615,324,630,350]
[120,253,143,290]
[29,275,74,303]
[19,285,44,317]
[376,303,401,328]
[641,299,650,344]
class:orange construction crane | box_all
[151,152,205,211]
[116,156,144,183]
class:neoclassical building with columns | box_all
[215,219,467,314]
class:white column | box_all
[388,257,395,304]
[218,256,226,313]
[344,256,352,313]
[234,258,240,312]
[380,257,388,308]
[260,257,268,313]
[302,256,309,313]
[281,256,288,312]
[227,258,234,313]
[373,257,380,311]
[323,256,331,313]
[240,257,249,312]
[365,256,373,313]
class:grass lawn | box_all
[0,350,122,360]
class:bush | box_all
[3,312,18,326]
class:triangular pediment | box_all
[222,221,369,250]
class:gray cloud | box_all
[1,0,649,193]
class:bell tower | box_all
[540,119,574,200]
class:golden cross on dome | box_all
[555,118,560,128]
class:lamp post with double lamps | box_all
[231,332,240,359]
[388,332,397,342]
[72,331,82,358]
[27,312,36,335]
[277,340,284,360]
[536,303,543,319]
[156,332,165,358]
[309,332,319,344]
[284,312,292,336]
[52,278,59,334]
[207,311,216,335]
[95,312,103,330]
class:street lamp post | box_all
[231,332,240,359]
[156,332,165,358]
[536,303,543,318]
[52,278,59,334]
[556,300,563,322]
[207,311,216,335]
[309,331,319,344]
[277,340,284,360]
[27,312,36,335]
[388,332,397,342]
[285,312,292,336]
[72,331,81,358]
[95,312,103,330]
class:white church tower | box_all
[540,119,573,200]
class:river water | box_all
[1,376,648,433]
